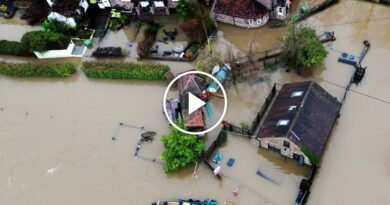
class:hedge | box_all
[0,40,32,56]
[82,62,170,80]
[21,30,70,53]
[0,62,76,77]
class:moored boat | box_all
[152,199,217,205]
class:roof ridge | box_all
[286,81,314,140]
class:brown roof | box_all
[257,81,341,158]
[177,74,206,128]
[213,0,268,19]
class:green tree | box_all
[160,121,204,173]
[281,22,328,75]
[176,0,195,21]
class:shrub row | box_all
[0,62,76,77]
[0,40,32,56]
[82,62,170,80]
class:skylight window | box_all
[291,91,304,97]
[277,119,290,126]
[288,105,297,111]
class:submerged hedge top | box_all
[0,62,76,77]
[82,61,170,80]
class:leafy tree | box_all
[160,121,204,173]
[176,0,195,21]
[281,22,328,75]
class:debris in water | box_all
[45,165,60,176]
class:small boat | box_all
[319,31,336,43]
[152,199,217,205]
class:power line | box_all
[314,76,390,105]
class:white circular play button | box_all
[163,70,228,135]
[188,92,206,115]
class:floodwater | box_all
[1,0,390,204]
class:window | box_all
[279,7,283,13]
[256,18,261,25]
[248,19,254,25]
[291,91,304,97]
[283,141,290,148]
[277,119,289,126]
[288,105,297,111]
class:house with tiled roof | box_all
[256,81,341,166]
[96,0,177,16]
[211,0,270,28]
[47,0,89,27]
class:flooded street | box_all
[1,0,390,204]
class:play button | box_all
[188,93,206,115]
[163,70,228,135]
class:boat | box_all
[319,31,336,43]
[205,64,230,94]
[151,199,217,205]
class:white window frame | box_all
[248,19,254,25]
[256,18,262,25]
[291,91,304,97]
[288,105,297,111]
[277,119,290,126]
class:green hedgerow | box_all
[0,62,76,77]
[81,61,170,80]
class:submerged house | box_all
[47,0,89,27]
[211,0,270,28]
[256,81,341,166]
[96,0,177,15]
[273,0,291,20]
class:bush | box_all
[204,17,216,35]
[42,19,93,39]
[176,0,196,21]
[301,147,320,166]
[0,62,76,77]
[160,120,204,173]
[0,40,32,56]
[21,30,70,52]
[82,62,170,80]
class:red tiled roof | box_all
[213,0,268,19]
[185,109,205,127]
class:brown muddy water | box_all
[1,0,390,204]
